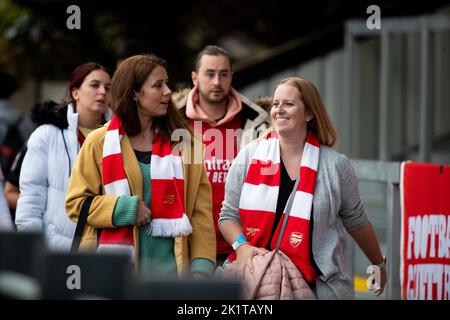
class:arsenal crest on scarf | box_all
[236,131,320,283]
[289,232,303,248]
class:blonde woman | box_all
[219,77,386,299]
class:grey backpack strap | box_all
[275,178,300,253]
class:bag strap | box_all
[70,197,94,252]
[275,178,300,253]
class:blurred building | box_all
[235,5,450,164]
[232,4,450,299]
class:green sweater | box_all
[112,160,213,278]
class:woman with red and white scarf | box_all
[65,54,216,279]
[219,77,386,299]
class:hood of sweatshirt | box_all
[185,87,242,127]
[30,100,68,129]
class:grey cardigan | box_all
[218,141,370,299]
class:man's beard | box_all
[199,86,229,104]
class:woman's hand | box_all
[235,244,267,273]
[375,268,387,296]
[368,264,387,296]
[136,200,151,226]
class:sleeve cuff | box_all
[112,195,138,226]
[191,258,215,277]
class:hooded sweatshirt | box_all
[186,87,243,256]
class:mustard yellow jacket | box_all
[65,124,216,276]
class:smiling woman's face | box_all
[271,83,310,137]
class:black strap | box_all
[275,178,300,253]
[60,129,72,177]
[70,197,94,252]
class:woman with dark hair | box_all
[65,54,216,279]
[15,62,112,251]
[219,77,386,299]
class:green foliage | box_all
[0,0,30,74]
[0,0,28,34]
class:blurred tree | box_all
[3,0,449,89]
[0,0,35,77]
[1,0,124,80]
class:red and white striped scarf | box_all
[97,116,191,257]
[236,131,320,283]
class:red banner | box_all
[400,162,450,300]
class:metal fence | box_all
[352,159,401,299]
[344,16,450,161]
